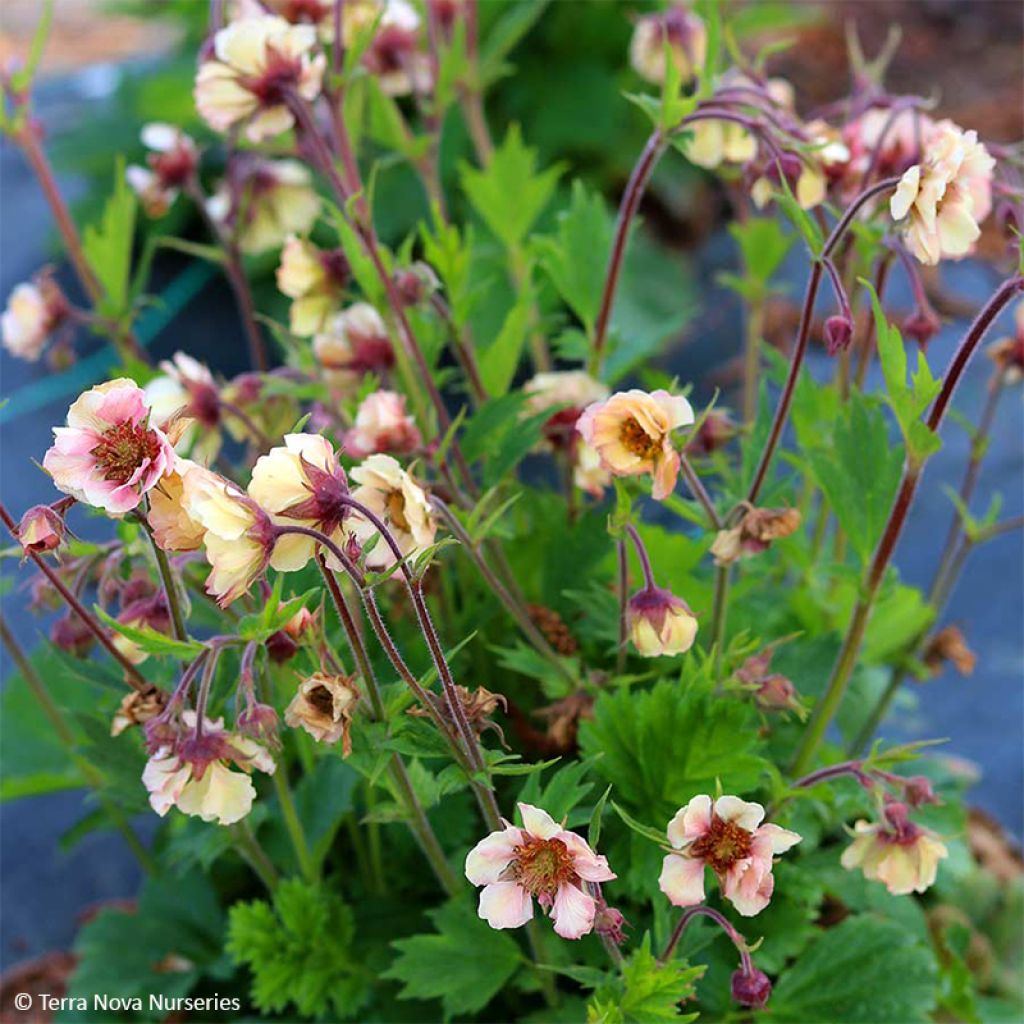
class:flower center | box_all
[386,489,410,532]
[619,417,661,459]
[90,420,162,485]
[244,46,303,106]
[503,836,577,897]
[689,815,754,873]
[306,684,335,717]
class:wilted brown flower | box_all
[923,625,976,677]
[284,673,360,754]
[526,604,579,656]
[111,686,168,737]
[711,506,801,566]
[409,684,508,744]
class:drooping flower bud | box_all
[731,967,772,1009]
[628,586,698,657]
[824,314,855,355]
[17,505,66,554]
[629,5,707,86]
[236,702,281,748]
[686,409,736,456]
[902,774,940,808]
[593,900,628,946]
[393,262,440,306]
[903,306,942,348]
[51,613,94,657]
[266,630,300,663]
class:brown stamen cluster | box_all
[619,417,661,459]
[502,835,577,898]
[526,604,578,656]
[91,421,162,484]
[689,815,754,874]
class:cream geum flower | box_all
[194,15,325,142]
[284,672,360,754]
[345,390,421,459]
[248,432,351,571]
[628,585,698,657]
[125,123,198,217]
[276,236,349,335]
[313,302,395,377]
[143,711,275,825]
[207,157,320,254]
[182,467,276,605]
[2,273,68,361]
[682,118,757,170]
[523,371,609,449]
[659,794,801,917]
[43,379,175,515]
[630,4,707,85]
[841,801,947,895]
[349,453,436,570]
[465,802,616,939]
[577,389,694,501]
[147,457,209,552]
[890,118,995,266]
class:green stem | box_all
[140,514,188,642]
[710,564,731,681]
[271,765,318,884]
[233,820,279,893]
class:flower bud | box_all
[17,504,66,554]
[51,614,94,657]
[903,306,942,348]
[824,314,854,355]
[237,702,281,747]
[902,774,940,808]
[266,629,299,663]
[393,262,440,306]
[686,409,735,456]
[731,967,772,1009]
[594,902,628,945]
[628,586,698,657]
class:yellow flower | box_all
[630,5,707,85]
[349,454,437,570]
[682,119,757,170]
[194,15,325,142]
[577,389,694,501]
[276,236,349,336]
[628,586,698,657]
[841,804,947,895]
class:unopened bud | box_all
[237,702,280,747]
[594,903,628,945]
[394,262,440,306]
[903,306,941,348]
[266,629,299,663]
[825,314,854,355]
[902,774,940,808]
[731,967,772,1009]
[17,504,65,554]
[51,614,93,657]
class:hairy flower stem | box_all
[747,177,901,504]
[431,498,572,681]
[285,94,475,494]
[316,558,460,896]
[14,122,148,364]
[591,129,666,373]
[0,503,149,690]
[677,453,723,529]
[624,524,656,588]
[136,513,187,642]
[792,275,1024,776]
[659,905,753,971]
[849,369,1009,755]
[617,538,628,675]
[0,614,156,871]
[710,564,731,682]
[233,819,279,893]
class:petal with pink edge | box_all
[465,828,521,885]
[714,795,765,831]
[666,794,712,847]
[757,823,802,854]
[557,831,616,882]
[518,803,561,840]
[658,853,706,907]
[478,881,533,930]
[551,883,597,940]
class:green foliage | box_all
[766,915,939,1022]
[383,899,523,1018]
[587,938,700,1023]
[579,680,768,822]
[460,124,564,249]
[70,873,226,1006]
[82,158,138,320]
[227,879,370,1020]
[805,392,905,566]
[478,284,535,395]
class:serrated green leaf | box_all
[82,158,137,319]
[94,605,202,658]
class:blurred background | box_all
[1,0,1021,1000]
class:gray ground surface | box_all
[1,74,1021,971]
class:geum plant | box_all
[2,1,1022,1020]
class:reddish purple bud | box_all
[17,505,66,554]
[266,629,299,664]
[902,775,940,808]
[766,151,804,193]
[594,904,628,945]
[731,967,772,1009]
[903,307,942,348]
[686,409,736,457]
[51,614,94,657]
[237,702,280,747]
[825,315,854,355]
[393,263,438,306]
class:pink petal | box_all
[465,827,521,885]
[666,794,712,847]
[714,795,765,831]
[757,823,801,854]
[658,853,706,907]
[551,883,596,940]
[557,831,616,882]
[478,881,533,930]
[518,803,560,840]
[723,857,774,917]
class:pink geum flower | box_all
[659,794,801,917]
[465,802,616,939]
[43,379,175,515]
[125,123,198,218]
[143,711,275,825]
[194,15,325,142]
[841,801,948,895]
[345,390,421,459]
[2,272,69,362]
[577,389,694,501]
[890,118,995,266]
